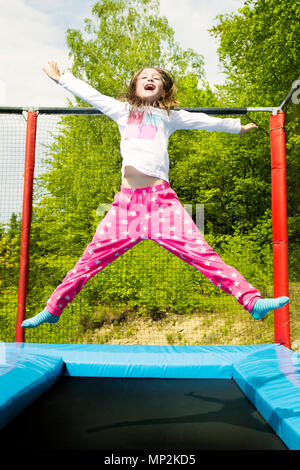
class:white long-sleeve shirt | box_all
[58,72,241,182]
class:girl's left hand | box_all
[240,123,258,135]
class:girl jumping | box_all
[22,61,289,328]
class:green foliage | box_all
[0,215,21,335]
[210,0,300,106]
[169,122,272,235]
[209,0,300,279]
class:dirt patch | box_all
[80,282,299,349]
[82,310,274,346]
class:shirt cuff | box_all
[235,118,242,134]
[57,70,71,86]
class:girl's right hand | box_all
[42,61,61,83]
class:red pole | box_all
[15,111,37,342]
[269,111,290,348]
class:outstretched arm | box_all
[42,60,127,122]
[171,109,260,136]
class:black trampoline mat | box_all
[0,377,287,450]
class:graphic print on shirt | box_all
[125,112,162,140]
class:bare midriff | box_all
[122,165,166,189]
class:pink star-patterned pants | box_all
[46,182,261,316]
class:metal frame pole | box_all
[15,111,38,342]
[269,111,290,348]
[0,106,278,115]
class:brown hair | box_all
[117,67,179,115]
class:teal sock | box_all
[250,296,289,320]
[21,309,60,328]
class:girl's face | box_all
[135,68,165,104]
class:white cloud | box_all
[0,0,96,107]
[0,0,69,106]
[0,80,6,105]
[0,0,246,107]
[160,0,245,88]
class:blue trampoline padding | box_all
[4,343,275,379]
[1,342,300,450]
[233,345,300,450]
[0,348,63,430]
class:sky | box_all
[0,0,246,107]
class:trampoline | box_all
[0,343,299,451]
[1,82,300,454]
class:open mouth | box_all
[144,83,155,91]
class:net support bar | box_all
[0,106,279,115]
[15,111,37,342]
[269,112,290,348]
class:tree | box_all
[66,0,204,94]
[210,0,300,106]
[210,0,300,278]
[0,216,21,339]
